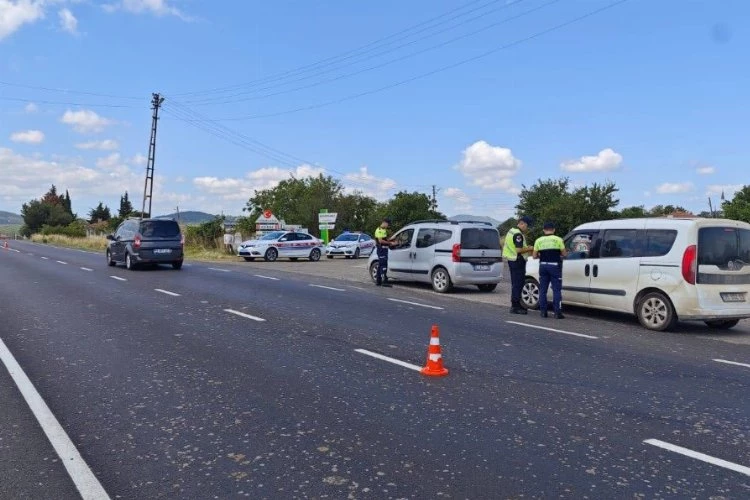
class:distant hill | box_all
[0,211,22,224]
[157,211,240,224]
[448,214,502,227]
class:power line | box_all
[171,0,507,98]
[170,0,631,122]
[183,0,540,105]
[0,80,143,100]
[0,96,142,109]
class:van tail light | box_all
[682,244,697,285]
[134,234,142,250]
[452,243,461,262]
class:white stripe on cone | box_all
[430,338,440,345]
[429,354,441,362]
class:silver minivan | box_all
[368,220,503,293]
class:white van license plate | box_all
[154,249,172,254]
[721,292,746,303]
[473,264,491,271]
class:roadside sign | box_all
[263,209,273,219]
[319,223,335,230]
[318,212,338,223]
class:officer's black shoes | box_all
[381,283,392,287]
[555,313,565,319]
[510,307,528,315]
[540,311,548,318]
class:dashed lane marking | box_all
[155,288,181,297]
[109,276,127,282]
[208,267,230,273]
[254,274,279,281]
[309,284,346,292]
[224,309,266,322]
[56,260,67,265]
[80,267,93,272]
[0,338,111,500]
[355,349,422,372]
[713,359,750,369]
[387,298,444,310]
[41,256,49,260]
[644,439,750,477]
[506,320,598,339]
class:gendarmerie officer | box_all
[374,217,395,287]
[503,216,534,314]
[532,221,568,319]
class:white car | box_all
[325,232,376,259]
[238,230,324,262]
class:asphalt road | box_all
[1,240,749,499]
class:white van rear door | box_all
[696,226,750,311]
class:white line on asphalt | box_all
[506,321,598,339]
[254,274,279,281]
[355,349,422,372]
[41,256,49,260]
[155,288,181,297]
[56,260,67,265]
[209,267,230,273]
[309,284,345,292]
[644,439,750,477]
[10,248,20,253]
[713,359,750,369]
[387,298,444,310]
[224,309,266,322]
[0,338,111,500]
[109,276,127,281]
[80,267,93,272]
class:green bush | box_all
[184,216,224,249]
[40,220,87,238]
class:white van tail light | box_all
[134,234,142,250]
[452,243,461,262]
[682,244,697,285]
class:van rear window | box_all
[139,220,181,238]
[698,227,750,268]
[461,228,500,250]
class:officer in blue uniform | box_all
[374,217,395,287]
[532,221,568,319]
[503,216,534,314]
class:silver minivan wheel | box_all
[521,279,540,309]
[369,261,379,282]
[125,253,134,270]
[637,292,676,331]
[431,267,452,293]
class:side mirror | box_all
[106,234,115,241]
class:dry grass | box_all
[184,247,239,261]
[31,234,108,252]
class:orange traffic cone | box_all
[421,325,449,377]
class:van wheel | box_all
[705,319,740,330]
[431,267,453,293]
[637,292,676,331]
[106,250,116,267]
[264,248,278,262]
[477,284,497,292]
[309,248,321,262]
[521,278,540,310]
[369,261,379,283]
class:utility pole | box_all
[175,206,180,223]
[141,93,165,220]
[430,185,440,212]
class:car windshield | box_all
[461,227,500,249]
[260,231,286,240]
[139,220,180,238]
[335,234,359,242]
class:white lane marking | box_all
[109,276,127,282]
[349,286,366,291]
[506,321,598,339]
[254,274,279,281]
[41,256,49,260]
[0,338,111,500]
[155,288,181,297]
[355,349,422,372]
[713,359,750,369]
[644,439,750,477]
[224,309,265,322]
[387,298,444,310]
[56,260,68,265]
[80,267,93,272]
[10,248,20,253]
[309,284,345,292]
[209,267,230,273]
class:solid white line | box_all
[56,260,68,265]
[506,320,598,339]
[0,338,111,499]
[713,359,750,369]
[109,276,127,282]
[254,274,279,281]
[644,439,750,477]
[41,256,49,260]
[224,309,266,322]
[155,288,181,297]
[309,284,345,292]
[208,267,230,273]
[387,298,444,310]
[355,349,422,372]
[80,267,93,272]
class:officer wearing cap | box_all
[532,221,568,319]
[374,217,395,287]
[503,216,534,314]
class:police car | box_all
[238,230,324,262]
[325,232,376,259]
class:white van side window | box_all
[565,231,598,260]
[643,229,677,257]
[600,229,639,258]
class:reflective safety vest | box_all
[374,227,388,245]
[534,234,565,264]
[503,227,526,261]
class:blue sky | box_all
[1,0,747,221]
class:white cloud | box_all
[560,148,623,173]
[655,182,694,194]
[58,8,77,35]
[104,0,188,19]
[455,140,521,192]
[10,129,44,144]
[24,102,39,113]
[131,153,147,166]
[343,166,397,200]
[696,166,715,175]
[60,109,114,134]
[706,184,743,198]
[442,187,472,211]
[193,164,326,202]
[0,0,45,41]
[76,139,119,151]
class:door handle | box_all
[593,264,599,278]
[585,264,590,277]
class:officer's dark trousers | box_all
[538,263,562,314]
[376,246,389,284]
[508,257,526,308]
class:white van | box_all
[521,217,750,331]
